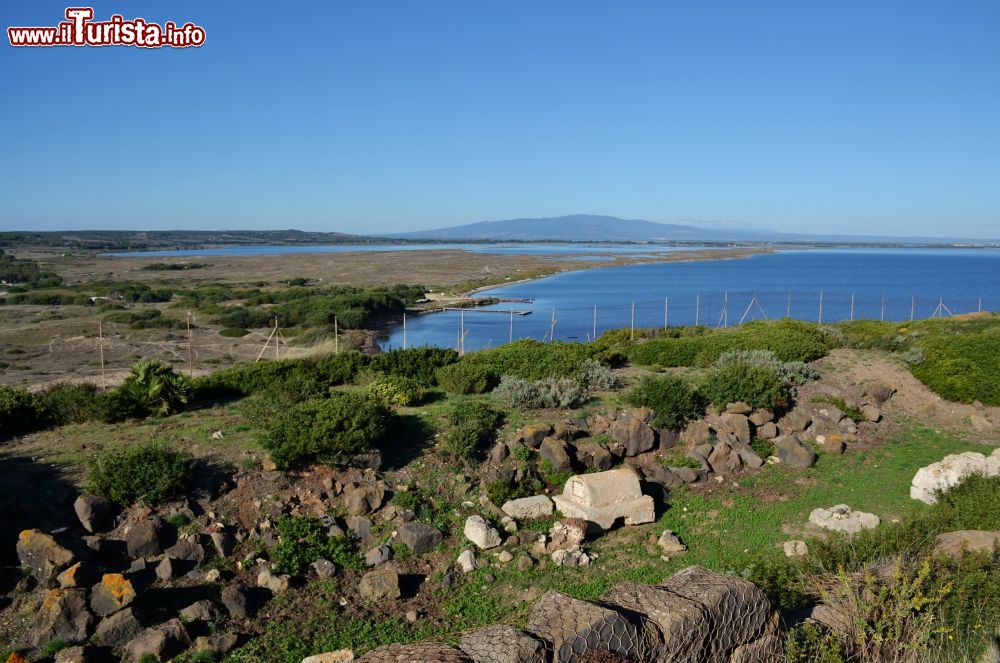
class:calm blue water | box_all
[104,242,707,258]
[384,249,1000,351]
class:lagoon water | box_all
[384,249,1000,352]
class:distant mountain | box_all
[391,214,720,242]
[389,214,991,245]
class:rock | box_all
[774,435,818,469]
[155,557,176,583]
[515,424,551,448]
[94,607,143,647]
[817,406,845,425]
[165,538,206,564]
[526,591,637,659]
[553,421,582,441]
[211,430,225,440]
[861,404,881,423]
[737,444,764,469]
[671,467,701,483]
[33,588,93,646]
[970,413,993,434]
[657,428,680,449]
[126,518,165,559]
[210,531,235,558]
[57,562,93,589]
[780,411,812,434]
[809,504,880,534]
[538,437,572,473]
[720,413,752,445]
[551,546,591,567]
[573,440,614,471]
[464,516,502,550]
[344,483,386,516]
[179,599,219,622]
[221,584,257,619]
[866,381,895,404]
[586,413,613,435]
[312,558,337,578]
[552,467,655,529]
[358,568,401,602]
[910,449,1000,504]
[460,625,545,663]
[398,522,442,554]
[347,516,373,540]
[933,530,1000,558]
[54,646,96,663]
[73,495,113,533]
[610,411,656,456]
[261,456,279,472]
[457,549,478,573]
[822,435,846,455]
[364,545,393,567]
[501,495,554,520]
[16,529,75,584]
[657,530,687,555]
[194,633,239,656]
[302,651,355,663]
[681,420,712,447]
[124,618,191,662]
[90,574,136,616]
[489,443,509,464]
[725,402,753,415]
[749,409,774,426]
[204,568,221,582]
[756,422,778,440]
[257,567,290,594]
[708,443,743,476]
[783,540,808,558]
[497,550,514,563]
[636,462,684,489]
[548,519,588,551]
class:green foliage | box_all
[811,396,864,423]
[440,400,504,459]
[910,325,1000,404]
[716,348,819,386]
[700,361,791,411]
[435,361,497,394]
[313,352,369,386]
[260,393,392,468]
[39,382,101,426]
[368,347,457,385]
[538,458,572,488]
[365,374,428,406]
[627,319,830,368]
[784,622,847,662]
[40,637,70,657]
[750,437,775,460]
[486,478,536,507]
[492,375,588,409]
[113,359,191,418]
[0,386,45,438]
[622,374,703,429]
[239,372,326,429]
[86,441,193,506]
[462,339,602,381]
[392,490,421,511]
[104,308,183,329]
[579,358,622,390]
[140,262,207,271]
[271,516,361,575]
[219,326,249,337]
[0,249,64,287]
[659,450,703,469]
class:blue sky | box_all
[1,1,998,238]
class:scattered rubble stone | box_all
[398,522,442,554]
[17,529,75,585]
[464,515,502,550]
[359,568,401,602]
[501,495,553,520]
[809,504,880,534]
[73,495,113,533]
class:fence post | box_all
[630,301,635,341]
[850,293,854,321]
[695,293,700,326]
[593,305,597,341]
[818,291,823,324]
[98,321,106,391]
[664,296,668,330]
[910,296,915,322]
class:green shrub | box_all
[365,375,428,406]
[463,340,600,381]
[441,400,504,459]
[239,372,327,429]
[314,351,369,385]
[113,359,191,419]
[368,347,458,385]
[579,358,622,390]
[750,438,775,460]
[0,386,46,438]
[441,423,484,460]
[38,382,101,426]
[622,374,703,429]
[435,362,497,394]
[910,327,1000,405]
[700,361,791,411]
[492,376,588,409]
[86,441,193,506]
[261,393,392,469]
[271,515,361,575]
[219,327,249,338]
[716,349,818,386]
[486,478,536,507]
[811,396,863,423]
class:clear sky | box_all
[1,1,998,238]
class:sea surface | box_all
[384,249,1000,351]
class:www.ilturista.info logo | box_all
[8,7,206,48]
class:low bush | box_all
[622,374,703,430]
[219,327,249,338]
[910,327,1000,405]
[440,400,504,459]
[112,359,191,419]
[435,362,497,394]
[579,358,622,390]
[462,340,601,381]
[86,441,193,506]
[368,347,458,385]
[38,382,101,425]
[239,372,327,428]
[492,376,588,409]
[270,516,361,575]
[260,392,392,469]
[0,386,45,438]
[365,374,428,406]
[700,361,790,411]
[715,349,819,387]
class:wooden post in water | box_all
[592,305,597,341]
[509,307,513,344]
[549,308,557,343]
[460,309,465,355]
[722,290,728,328]
[695,293,700,326]
[818,291,824,324]
[98,321,106,391]
[664,296,668,329]
[880,296,885,322]
[402,313,407,350]
[786,291,792,318]
[910,296,915,322]
[978,297,983,313]
[630,301,635,341]
[850,293,855,321]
